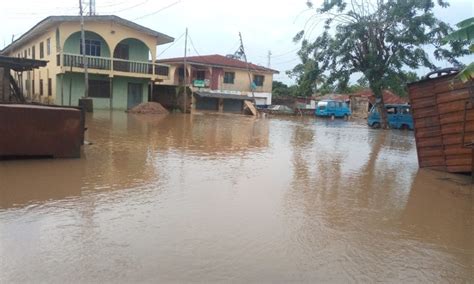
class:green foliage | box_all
[272,81,298,97]
[294,0,470,98]
[443,17,474,82]
[293,0,470,127]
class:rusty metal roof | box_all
[0,55,47,71]
[157,54,279,74]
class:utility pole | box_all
[89,0,96,15]
[239,32,254,97]
[79,0,89,99]
[267,50,272,68]
[183,28,188,113]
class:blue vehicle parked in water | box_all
[315,100,351,119]
[367,104,414,130]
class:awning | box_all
[195,91,255,101]
[0,55,48,71]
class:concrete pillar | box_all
[218,98,224,113]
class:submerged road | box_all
[0,111,472,282]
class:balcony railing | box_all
[62,53,169,77]
[63,53,111,70]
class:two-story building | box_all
[0,15,173,110]
[154,54,278,113]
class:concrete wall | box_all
[56,73,148,110]
[4,18,167,108]
[63,31,111,57]
[162,64,274,94]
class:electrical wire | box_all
[105,0,149,14]
[133,1,181,21]
[157,31,185,58]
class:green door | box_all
[127,83,142,109]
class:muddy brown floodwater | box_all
[0,111,473,282]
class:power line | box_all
[106,0,149,14]
[157,31,185,58]
[133,1,181,21]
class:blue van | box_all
[368,104,414,130]
[315,100,351,119]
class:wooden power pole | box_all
[239,32,254,98]
[79,0,89,99]
[183,28,188,113]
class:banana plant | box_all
[444,17,474,82]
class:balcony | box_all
[62,53,169,78]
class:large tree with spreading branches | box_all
[293,0,470,128]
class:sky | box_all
[0,0,473,85]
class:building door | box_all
[114,44,130,72]
[127,83,142,109]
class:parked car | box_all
[266,105,294,115]
[315,100,351,119]
[368,104,414,130]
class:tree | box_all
[295,0,470,128]
[272,81,298,97]
[443,17,474,82]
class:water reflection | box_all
[0,112,472,282]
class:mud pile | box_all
[127,102,169,115]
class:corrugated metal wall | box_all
[196,97,218,111]
[223,99,242,113]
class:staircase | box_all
[9,74,25,103]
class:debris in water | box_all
[127,102,169,115]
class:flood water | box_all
[1,111,473,283]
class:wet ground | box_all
[0,111,473,282]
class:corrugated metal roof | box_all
[0,55,47,71]
[1,15,174,55]
[157,54,279,74]
[195,91,255,101]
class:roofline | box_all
[157,56,280,74]
[1,15,174,55]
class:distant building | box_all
[155,54,279,113]
[0,15,174,110]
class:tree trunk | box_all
[371,85,389,129]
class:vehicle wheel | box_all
[400,124,409,130]
[372,122,381,129]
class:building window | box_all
[39,79,44,96]
[23,50,27,58]
[223,72,235,84]
[48,78,52,96]
[32,46,36,59]
[196,70,206,80]
[32,79,35,95]
[28,48,31,56]
[55,28,60,52]
[253,75,264,87]
[80,39,101,57]
[39,42,44,58]
[46,38,51,56]
[89,79,110,98]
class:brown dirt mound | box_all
[127,102,169,115]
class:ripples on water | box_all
[0,111,472,282]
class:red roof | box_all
[156,54,279,74]
[354,89,408,104]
